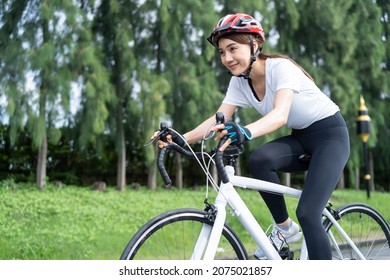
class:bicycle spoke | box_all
[121,209,247,260]
[324,203,390,260]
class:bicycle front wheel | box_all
[323,203,390,260]
[120,208,248,260]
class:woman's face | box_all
[218,38,252,76]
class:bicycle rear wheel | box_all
[120,208,248,260]
[323,203,390,260]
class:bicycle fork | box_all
[191,167,282,260]
[190,190,228,260]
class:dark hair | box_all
[221,33,314,81]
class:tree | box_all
[371,0,390,190]
[1,0,76,188]
[0,0,112,188]
[153,0,229,189]
[1,0,389,190]
[273,0,389,189]
[130,0,223,189]
[92,0,139,191]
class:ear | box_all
[253,40,262,53]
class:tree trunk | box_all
[36,137,47,189]
[175,153,183,190]
[369,150,375,191]
[284,173,291,188]
[235,158,241,176]
[211,163,218,186]
[337,172,345,189]
[355,167,360,190]
[148,145,158,190]
[148,163,157,190]
[36,17,49,190]
[117,124,126,191]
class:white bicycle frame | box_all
[191,165,366,260]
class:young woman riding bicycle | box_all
[152,13,350,260]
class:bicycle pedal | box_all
[278,247,294,260]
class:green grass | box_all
[0,182,389,260]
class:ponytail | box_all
[258,53,314,81]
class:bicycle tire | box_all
[120,208,248,260]
[323,203,390,260]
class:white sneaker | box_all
[254,220,302,259]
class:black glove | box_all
[224,122,252,145]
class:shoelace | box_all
[269,230,289,251]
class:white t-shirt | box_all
[222,58,339,129]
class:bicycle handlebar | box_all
[215,136,230,184]
[156,112,238,186]
[157,140,227,186]
[157,142,205,186]
[157,147,171,186]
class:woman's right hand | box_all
[151,130,185,148]
[150,131,170,148]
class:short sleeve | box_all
[271,60,303,93]
[222,77,251,108]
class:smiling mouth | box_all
[228,63,239,70]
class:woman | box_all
[153,13,350,260]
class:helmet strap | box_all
[241,35,260,79]
[226,35,261,79]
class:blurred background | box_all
[0,0,389,192]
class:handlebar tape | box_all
[157,147,172,186]
[215,136,230,184]
[157,136,230,186]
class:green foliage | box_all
[139,73,170,164]
[0,0,389,189]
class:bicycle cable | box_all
[169,127,220,192]
[201,122,218,200]
[156,123,233,211]
[169,126,232,205]
[198,123,232,204]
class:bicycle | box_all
[120,113,390,260]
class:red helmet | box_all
[207,13,266,47]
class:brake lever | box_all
[143,132,162,147]
[144,122,171,147]
[215,112,225,124]
[204,112,226,140]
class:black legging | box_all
[249,112,350,260]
